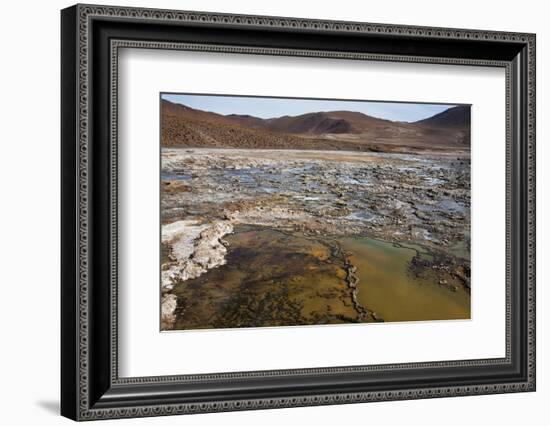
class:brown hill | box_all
[262,111,371,134]
[414,106,470,146]
[227,110,400,135]
[161,99,470,151]
[162,100,237,126]
[415,105,470,128]
[225,114,269,129]
[161,100,365,151]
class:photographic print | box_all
[160,94,471,331]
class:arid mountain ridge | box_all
[161,99,470,152]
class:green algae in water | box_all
[339,237,470,322]
[172,226,358,330]
[170,226,470,330]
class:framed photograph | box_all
[61,4,536,421]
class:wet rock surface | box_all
[161,148,471,330]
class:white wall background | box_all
[0,0,546,424]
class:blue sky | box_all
[161,93,458,123]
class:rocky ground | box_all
[160,148,471,330]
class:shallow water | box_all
[161,171,191,181]
[161,148,471,243]
[170,225,470,330]
[339,237,470,322]
[172,226,357,330]
[162,148,471,330]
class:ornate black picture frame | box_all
[61,4,536,421]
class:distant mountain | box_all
[270,110,400,134]
[225,114,269,130]
[415,105,470,128]
[161,100,351,151]
[162,100,237,126]
[161,99,470,152]
[223,110,397,135]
